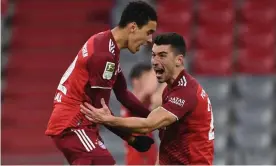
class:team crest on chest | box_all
[103,62,115,80]
[97,140,106,149]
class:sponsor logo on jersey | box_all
[103,62,115,80]
[169,97,185,107]
[109,39,115,55]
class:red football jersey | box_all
[46,30,122,135]
[159,70,214,165]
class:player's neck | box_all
[167,67,185,87]
[132,89,139,97]
[111,27,128,50]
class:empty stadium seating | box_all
[238,24,275,51]
[240,0,276,26]
[198,0,234,27]
[236,48,275,74]
[156,0,193,48]
[2,0,112,164]
[192,0,276,164]
[195,26,233,50]
[235,76,275,100]
[243,149,276,165]
[2,0,276,165]
[192,49,233,75]
[234,98,275,128]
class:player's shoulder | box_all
[163,71,200,106]
[173,71,199,93]
[93,30,114,52]
[83,30,112,52]
[83,30,116,61]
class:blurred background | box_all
[1,0,276,165]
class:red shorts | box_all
[51,126,115,165]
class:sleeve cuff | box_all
[161,106,179,121]
[91,86,111,89]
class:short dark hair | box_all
[153,32,186,56]
[129,63,152,80]
[119,1,157,28]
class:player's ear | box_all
[176,54,184,67]
[128,22,138,33]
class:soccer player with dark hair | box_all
[80,32,215,165]
[45,1,157,165]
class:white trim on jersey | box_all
[73,130,91,152]
[58,84,67,95]
[72,129,95,152]
[178,76,187,87]
[109,39,115,55]
[80,129,96,149]
[91,86,112,89]
[161,106,179,121]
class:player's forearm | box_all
[104,125,134,143]
[105,116,152,134]
[113,72,151,118]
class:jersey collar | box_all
[171,69,186,88]
[109,30,120,55]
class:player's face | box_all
[151,44,181,83]
[127,21,157,53]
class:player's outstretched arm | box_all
[103,115,134,142]
[113,72,151,118]
[80,99,177,134]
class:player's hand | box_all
[128,135,154,152]
[80,98,112,124]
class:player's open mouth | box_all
[155,68,164,77]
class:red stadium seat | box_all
[240,0,276,26]
[157,0,193,48]
[238,24,275,51]
[11,23,109,49]
[236,49,275,74]
[2,127,56,155]
[158,0,192,13]
[1,0,7,16]
[195,27,233,50]
[198,0,234,27]
[157,0,192,24]
[192,49,233,76]
[3,0,113,159]
[14,1,112,25]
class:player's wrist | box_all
[104,115,116,126]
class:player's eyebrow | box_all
[148,29,155,34]
[157,51,167,55]
[152,51,168,56]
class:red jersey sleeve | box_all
[162,87,198,120]
[113,72,151,118]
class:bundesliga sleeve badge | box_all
[103,62,115,80]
